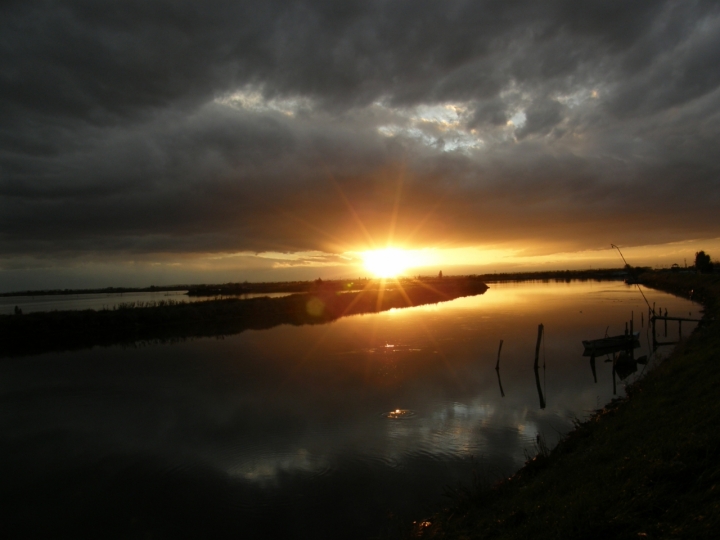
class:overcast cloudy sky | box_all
[2,0,720,289]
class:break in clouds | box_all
[2,0,720,277]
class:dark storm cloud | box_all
[467,98,508,128]
[0,0,684,121]
[515,99,565,139]
[2,0,720,272]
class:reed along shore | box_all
[409,271,720,540]
[0,277,487,358]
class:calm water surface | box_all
[0,281,699,538]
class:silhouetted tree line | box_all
[0,285,189,297]
[695,251,714,274]
[475,268,641,283]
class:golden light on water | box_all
[384,408,416,419]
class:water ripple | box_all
[381,408,416,419]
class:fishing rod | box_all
[610,244,630,267]
[610,244,654,315]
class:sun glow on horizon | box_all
[362,248,419,278]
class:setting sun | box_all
[362,248,417,278]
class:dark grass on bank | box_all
[0,277,487,358]
[409,272,720,540]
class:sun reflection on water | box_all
[383,409,416,419]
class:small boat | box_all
[582,331,640,351]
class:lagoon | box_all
[0,280,699,538]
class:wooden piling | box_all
[534,364,546,409]
[612,355,617,395]
[652,315,657,349]
[495,339,503,370]
[534,324,544,369]
[496,369,505,398]
[652,316,701,322]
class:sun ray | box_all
[327,170,378,250]
[334,276,381,318]
[409,278,451,300]
[400,196,446,246]
[278,208,348,248]
[386,161,406,248]
[389,277,415,309]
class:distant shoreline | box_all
[0,268,634,298]
[0,285,190,298]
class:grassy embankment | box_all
[411,272,720,540]
[0,277,487,358]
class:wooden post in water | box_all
[652,315,657,351]
[641,311,644,328]
[496,369,505,398]
[495,339,503,370]
[534,324,544,370]
[534,365,546,409]
[679,320,682,340]
[612,355,617,395]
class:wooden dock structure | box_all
[650,314,702,347]
[651,316,702,323]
